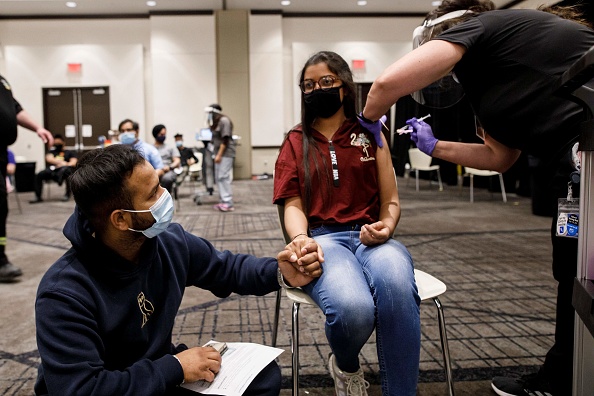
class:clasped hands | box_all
[277,237,323,287]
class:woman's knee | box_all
[324,294,375,331]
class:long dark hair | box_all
[424,0,495,39]
[538,4,593,29]
[296,51,356,214]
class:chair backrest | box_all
[408,148,433,169]
[14,162,37,193]
[276,204,292,244]
[464,166,499,177]
[188,151,203,174]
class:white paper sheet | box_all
[180,342,283,395]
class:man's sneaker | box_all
[0,261,23,282]
[328,353,369,396]
[492,373,553,396]
[214,203,235,212]
[29,197,43,204]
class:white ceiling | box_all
[0,0,560,18]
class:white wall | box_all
[0,19,152,169]
[5,44,145,169]
[150,15,217,147]
[0,14,424,175]
[249,14,284,148]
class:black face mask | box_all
[304,86,343,119]
[54,144,63,152]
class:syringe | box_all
[396,114,431,134]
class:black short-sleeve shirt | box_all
[0,75,23,147]
[435,9,594,162]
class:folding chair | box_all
[272,204,455,396]
[408,148,444,191]
[463,167,507,203]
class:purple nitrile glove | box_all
[407,117,438,156]
[357,113,387,148]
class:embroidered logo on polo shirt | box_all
[350,133,375,162]
[137,291,154,328]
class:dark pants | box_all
[539,151,579,395]
[34,166,74,199]
[0,151,8,255]
[173,361,281,396]
[540,216,578,395]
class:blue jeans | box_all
[304,225,421,395]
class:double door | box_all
[42,87,111,153]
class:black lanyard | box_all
[328,140,339,187]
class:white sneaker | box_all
[328,353,369,396]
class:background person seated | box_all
[118,119,164,178]
[174,133,198,167]
[29,134,77,203]
[152,124,180,193]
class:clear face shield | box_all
[411,10,471,109]
[203,106,222,127]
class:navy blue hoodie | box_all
[35,208,279,395]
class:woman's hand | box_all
[360,222,391,246]
[277,237,324,286]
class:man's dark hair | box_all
[152,124,166,139]
[53,134,64,141]
[69,145,146,233]
[118,119,139,133]
[174,133,183,139]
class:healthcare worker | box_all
[359,1,594,395]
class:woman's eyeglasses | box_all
[299,75,341,94]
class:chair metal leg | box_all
[415,169,420,191]
[436,169,444,191]
[498,174,507,203]
[173,185,180,212]
[433,297,455,396]
[292,301,301,396]
[271,289,282,347]
[469,174,474,203]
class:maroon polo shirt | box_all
[273,119,380,228]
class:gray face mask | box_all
[122,189,174,238]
